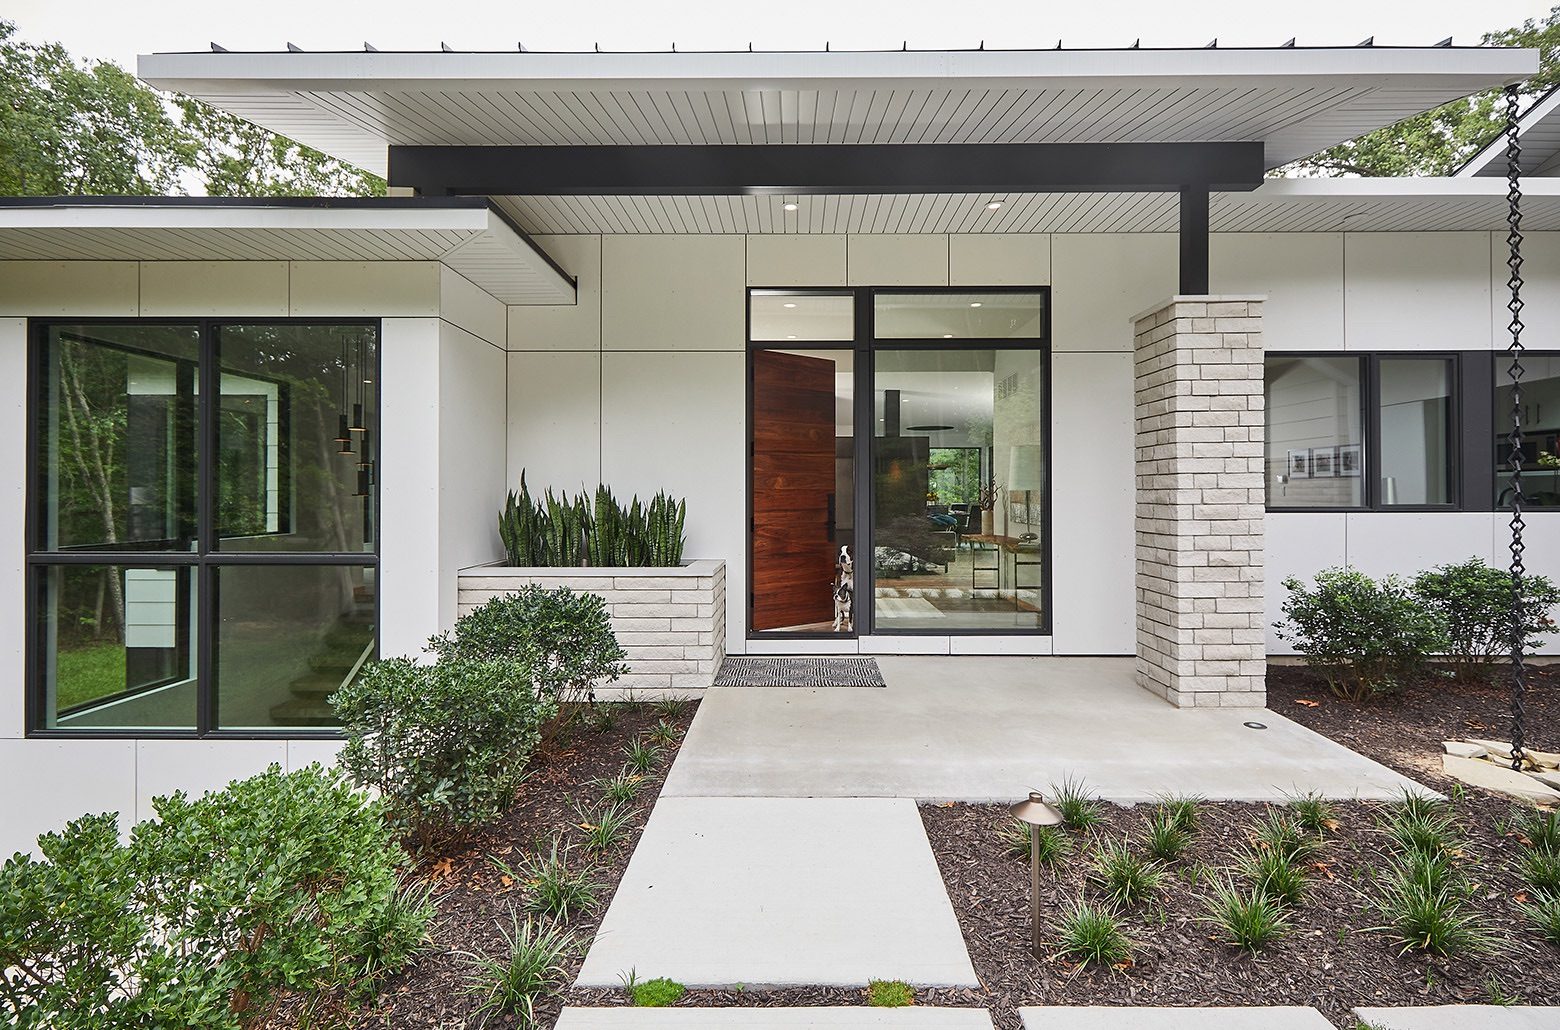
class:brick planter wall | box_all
[456,560,726,691]
[1132,297,1266,708]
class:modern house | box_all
[2,41,1556,852]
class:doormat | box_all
[712,657,886,688]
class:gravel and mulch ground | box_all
[920,794,1560,1030]
[332,699,697,1030]
[1267,663,1560,789]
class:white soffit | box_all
[138,47,1538,175]
[1460,84,1560,177]
[491,178,1560,234]
[0,200,575,304]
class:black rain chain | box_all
[1504,84,1528,772]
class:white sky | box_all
[8,0,1560,72]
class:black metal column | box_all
[1179,187,1211,296]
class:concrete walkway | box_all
[1020,1009,1333,1030]
[1353,1007,1560,1029]
[557,1009,994,1028]
[663,657,1424,802]
[576,797,978,988]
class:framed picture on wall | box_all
[1311,446,1338,478]
[1338,443,1362,478]
[1286,449,1310,479]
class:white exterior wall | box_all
[0,260,507,855]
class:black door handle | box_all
[827,492,836,543]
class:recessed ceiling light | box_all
[943,333,954,338]
[969,302,983,308]
[986,201,1003,211]
[783,202,799,211]
[783,302,796,308]
[786,334,797,339]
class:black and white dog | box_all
[832,545,854,632]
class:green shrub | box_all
[463,911,577,1027]
[623,973,686,1007]
[1286,791,1339,838]
[1238,846,1307,907]
[595,768,645,805]
[499,472,687,568]
[333,657,550,845]
[1054,900,1132,967]
[1277,569,1445,700]
[1002,820,1072,866]
[429,585,628,708]
[1413,557,1560,682]
[1089,839,1162,907]
[1522,850,1560,898]
[1143,807,1192,863]
[1202,878,1290,953]
[1520,894,1560,944]
[867,979,915,1006]
[0,766,429,1030]
[1513,807,1560,856]
[508,838,601,921]
[1250,809,1320,864]
[624,737,663,773]
[1049,774,1104,832]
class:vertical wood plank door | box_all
[751,350,838,631]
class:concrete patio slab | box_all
[663,657,1426,802]
[557,1008,995,1028]
[1352,1006,1560,1029]
[1020,1007,1333,1030]
[574,797,979,989]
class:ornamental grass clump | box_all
[624,737,663,773]
[573,799,637,853]
[1276,569,1445,700]
[1286,791,1339,839]
[462,912,577,1027]
[1090,839,1163,907]
[1238,845,1307,907]
[1001,819,1073,866]
[595,768,644,805]
[1202,878,1291,953]
[1143,806,1192,863]
[1049,775,1104,832]
[1250,808,1321,864]
[1054,900,1132,968]
[503,838,602,921]
[1384,796,1459,863]
[1156,794,1202,834]
[1520,894,1560,945]
[1374,867,1496,957]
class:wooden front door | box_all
[751,350,840,631]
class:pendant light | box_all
[349,335,367,433]
[334,333,352,447]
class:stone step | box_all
[288,671,346,699]
[558,1008,994,1028]
[1353,1006,1560,1030]
[1021,1008,1333,1030]
[267,697,337,728]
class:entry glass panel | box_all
[35,324,199,551]
[216,324,376,552]
[214,564,375,729]
[749,349,855,633]
[38,564,197,731]
[1379,358,1453,506]
[874,292,1044,340]
[749,291,855,343]
[871,348,1045,631]
[1264,356,1365,508]
[1497,353,1560,507]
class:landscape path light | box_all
[1009,789,1063,960]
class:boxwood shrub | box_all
[1412,557,1560,682]
[1277,568,1445,701]
[0,764,429,1030]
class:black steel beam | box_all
[1178,187,1211,295]
[387,142,1265,196]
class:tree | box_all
[0,19,382,198]
[1289,7,1560,177]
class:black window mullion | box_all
[196,321,217,734]
[853,288,873,636]
[1463,352,1496,511]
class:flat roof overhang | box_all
[138,46,1539,176]
[0,196,575,304]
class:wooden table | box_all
[962,534,1042,607]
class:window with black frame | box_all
[30,321,377,735]
[1497,353,1560,508]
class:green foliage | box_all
[1049,775,1104,832]
[0,20,381,198]
[1522,850,1560,897]
[1202,878,1291,953]
[1277,569,1446,700]
[1374,867,1495,957]
[499,471,687,568]
[1290,8,1560,177]
[428,585,628,708]
[1089,839,1163,907]
[1054,900,1132,967]
[1513,806,1560,855]
[1520,893,1560,944]
[0,765,428,1029]
[1155,794,1201,834]
[1001,820,1072,866]
[332,656,551,845]
[511,838,601,921]
[624,737,664,773]
[595,768,645,805]
[1250,809,1321,864]
[1384,795,1459,862]
[654,694,693,718]
[574,800,636,853]
[1238,846,1308,907]
[462,911,577,1027]
[1143,806,1192,863]
[1413,558,1560,681]
[629,976,686,1007]
[1286,791,1339,838]
[867,979,916,1007]
[648,718,683,745]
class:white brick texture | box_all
[1132,299,1266,708]
[457,560,726,692]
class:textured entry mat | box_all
[712,656,886,688]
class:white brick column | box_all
[1132,297,1266,708]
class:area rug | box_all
[872,597,946,619]
[712,657,887,688]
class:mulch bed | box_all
[1266,663,1560,789]
[922,796,1560,1030]
[332,701,696,1030]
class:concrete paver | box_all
[557,1008,995,1028]
[1353,1006,1560,1029]
[575,797,979,988]
[664,656,1426,802]
[1020,1007,1334,1029]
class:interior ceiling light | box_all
[783,302,797,308]
[783,202,799,211]
[986,201,1003,210]
[786,334,797,339]
[969,302,983,308]
[943,333,954,338]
